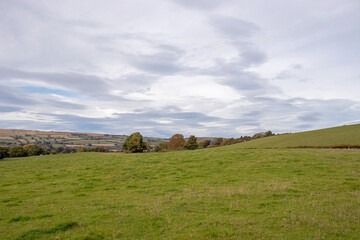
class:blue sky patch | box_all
[18,86,77,98]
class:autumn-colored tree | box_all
[184,135,199,150]
[167,134,185,151]
[123,132,147,153]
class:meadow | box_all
[237,124,360,149]
[1,144,359,239]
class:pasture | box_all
[1,145,359,239]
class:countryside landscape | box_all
[1,0,360,239]
[1,125,360,239]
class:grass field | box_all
[1,144,359,239]
[237,124,360,149]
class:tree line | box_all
[122,131,276,153]
[0,130,277,158]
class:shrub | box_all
[23,145,44,156]
[9,146,27,158]
[77,146,86,152]
[0,147,9,159]
[155,142,167,152]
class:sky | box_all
[0,0,360,137]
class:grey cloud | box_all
[213,51,267,73]
[297,112,321,122]
[0,106,22,112]
[100,34,188,76]
[0,85,36,106]
[171,0,222,10]
[206,64,279,95]
[0,95,358,138]
[274,64,308,82]
[63,19,103,29]
[117,74,158,92]
[211,16,260,39]
[239,47,267,67]
[205,15,270,94]
[129,52,184,75]
[126,42,187,75]
[243,111,262,117]
[291,64,303,69]
[0,83,86,113]
[46,99,87,110]
[0,0,359,138]
[295,123,314,129]
[0,66,118,100]
[38,109,226,137]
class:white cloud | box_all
[0,0,359,137]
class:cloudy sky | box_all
[0,0,359,137]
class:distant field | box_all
[0,129,167,151]
[237,124,360,149]
[1,146,359,239]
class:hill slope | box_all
[1,147,360,239]
[237,124,360,149]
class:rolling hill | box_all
[0,129,167,151]
[237,124,360,149]
[1,125,360,239]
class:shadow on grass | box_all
[16,221,78,240]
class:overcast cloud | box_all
[0,0,359,137]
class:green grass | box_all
[1,145,359,239]
[238,124,360,149]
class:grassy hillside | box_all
[1,146,359,239]
[238,124,360,149]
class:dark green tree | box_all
[123,132,147,153]
[155,142,167,152]
[23,144,44,156]
[9,146,27,158]
[198,140,211,149]
[265,130,274,137]
[184,135,199,150]
[0,147,9,159]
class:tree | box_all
[0,147,9,159]
[77,146,86,152]
[198,140,211,149]
[184,135,199,150]
[223,138,235,145]
[213,137,224,146]
[122,132,147,153]
[155,142,167,152]
[167,134,185,151]
[23,144,44,156]
[265,131,274,137]
[9,146,27,158]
